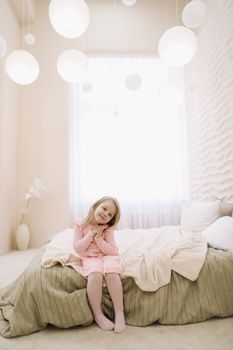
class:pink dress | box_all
[73,219,124,276]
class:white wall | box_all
[0,0,20,254]
[185,0,233,203]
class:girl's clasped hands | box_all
[92,224,108,238]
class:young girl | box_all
[73,196,125,333]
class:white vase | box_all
[16,224,30,250]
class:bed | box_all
[0,215,233,338]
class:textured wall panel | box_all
[185,0,233,203]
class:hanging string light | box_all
[125,73,142,91]
[57,49,88,83]
[24,6,36,45]
[5,50,39,85]
[5,0,39,85]
[182,0,207,29]
[49,0,90,38]
[158,0,197,66]
[121,0,138,6]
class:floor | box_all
[0,249,233,350]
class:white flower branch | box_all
[19,177,46,225]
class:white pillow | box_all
[181,200,221,233]
[202,216,233,252]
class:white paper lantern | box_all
[182,0,207,29]
[158,81,184,109]
[125,73,142,90]
[122,0,138,6]
[82,81,93,92]
[49,0,90,38]
[5,50,40,85]
[24,33,36,45]
[57,49,88,83]
[0,36,7,58]
[158,26,197,66]
[113,110,120,117]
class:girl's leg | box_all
[105,273,126,333]
[87,272,114,331]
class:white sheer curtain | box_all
[70,56,188,229]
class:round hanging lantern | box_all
[113,110,120,117]
[49,0,90,38]
[122,0,138,6]
[182,0,207,29]
[5,50,40,85]
[57,49,88,83]
[125,73,142,91]
[158,26,197,66]
[81,81,93,92]
[24,33,36,45]
[0,36,7,58]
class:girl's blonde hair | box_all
[84,196,121,228]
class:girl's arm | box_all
[73,221,95,254]
[94,228,119,256]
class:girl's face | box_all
[93,200,116,225]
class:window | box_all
[70,56,188,228]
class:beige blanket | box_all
[42,226,207,291]
[1,246,233,337]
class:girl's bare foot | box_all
[114,312,126,333]
[94,314,114,331]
